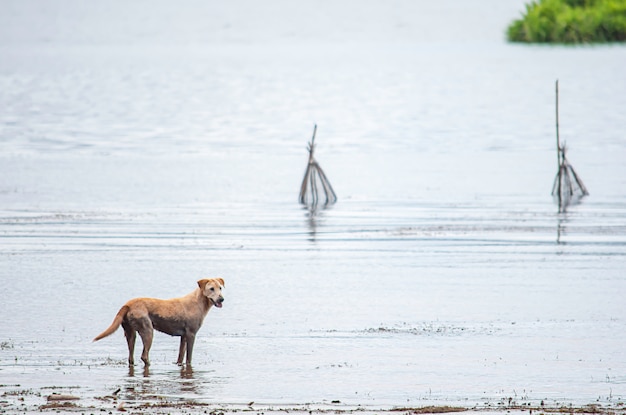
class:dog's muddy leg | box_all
[177,337,187,366]
[184,332,196,366]
[139,333,152,366]
[122,322,136,366]
[137,321,154,366]
[139,331,153,366]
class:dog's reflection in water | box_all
[124,364,201,399]
[128,364,151,378]
[179,365,196,393]
[180,365,194,379]
[128,362,194,377]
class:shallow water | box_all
[1,0,626,411]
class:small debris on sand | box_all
[46,393,80,401]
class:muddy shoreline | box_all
[2,386,624,415]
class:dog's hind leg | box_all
[122,322,136,366]
[139,330,153,366]
[136,320,154,367]
[177,337,187,366]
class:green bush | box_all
[507,0,626,43]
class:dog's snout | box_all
[217,296,224,303]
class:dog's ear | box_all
[197,279,210,290]
[216,278,225,287]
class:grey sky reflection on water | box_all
[1,0,625,409]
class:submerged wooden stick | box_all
[569,164,588,196]
[298,125,317,204]
[299,125,337,206]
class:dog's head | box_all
[198,278,225,308]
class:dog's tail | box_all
[93,305,129,342]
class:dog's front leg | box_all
[184,332,196,366]
[177,337,187,366]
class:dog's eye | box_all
[210,287,215,291]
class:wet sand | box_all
[2,384,624,415]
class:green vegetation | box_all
[507,0,626,43]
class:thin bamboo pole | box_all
[555,80,563,210]
[556,80,561,167]
[551,80,588,212]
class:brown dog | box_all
[93,278,224,366]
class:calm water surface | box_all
[1,0,626,410]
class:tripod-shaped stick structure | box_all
[299,125,337,206]
[551,80,588,212]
